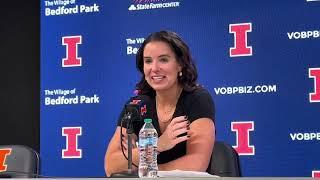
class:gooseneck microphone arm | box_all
[113,110,138,178]
[111,96,150,178]
[125,112,134,174]
[123,103,141,176]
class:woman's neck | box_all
[155,85,183,107]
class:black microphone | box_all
[123,95,151,124]
[113,95,151,178]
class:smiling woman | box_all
[142,41,182,93]
[104,30,216,177]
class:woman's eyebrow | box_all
[158,54,171,58]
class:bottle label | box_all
[139,137,157,146]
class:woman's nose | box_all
[150,61,160,72]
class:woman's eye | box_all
[159,58,168,62]
[144,59,152,64]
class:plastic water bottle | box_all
[138,118,158,178]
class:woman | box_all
[105,30,215,176]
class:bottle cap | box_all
[144,118,152,123]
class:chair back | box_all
[0,145,39,178]
[207,141,241,177]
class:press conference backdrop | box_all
[40,0,320,177]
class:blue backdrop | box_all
[41,0,320,177]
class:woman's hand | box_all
[158,115,190,152]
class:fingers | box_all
[173,120,189,132]
[174,134,190,144]
[171,115,188,124]
[170,116,189,129]
[162,115,190,147]
[173,127,189,138]
[158,115,191,152]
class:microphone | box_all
[114,95,151,178]
[123,95,150,124]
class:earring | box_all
[179,71,182,77]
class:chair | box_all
[207,141,241,177]
[0,145,39,178]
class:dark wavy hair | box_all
[135,30,199,96]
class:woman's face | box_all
[143,41,182,93]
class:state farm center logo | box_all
[128,0,181,11]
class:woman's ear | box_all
[178,64,183,72]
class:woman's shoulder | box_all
[181,86,215,122]
[183,86,212,100]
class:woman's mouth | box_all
[151,75,165,82]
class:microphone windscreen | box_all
[125,95,152,122]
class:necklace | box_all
[157,102,175,123]
[156,101,175,123]
[156,94,181,123]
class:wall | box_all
[40,0,320,177]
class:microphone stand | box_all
[110,107,138,178]
[126,114,134,175]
